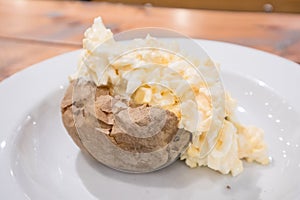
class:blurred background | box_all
[1,0,300,81]
[53,0,300,13]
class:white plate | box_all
[1,40,300,200]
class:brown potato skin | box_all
[61,80,180,153]
[61,81,86,151]
[60,79,191,173]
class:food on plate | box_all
[61,17,269,175]
[61,79,191,172]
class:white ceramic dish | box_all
[0,40,300,200]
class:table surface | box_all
[1,0,300,82]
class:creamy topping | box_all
[71,17,269,175]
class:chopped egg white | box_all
[71,17,269,176]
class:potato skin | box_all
[61,81,86,151]
[60,79,191,173]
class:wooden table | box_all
[1,0,300,81]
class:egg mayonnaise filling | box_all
[70,17,269,176]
